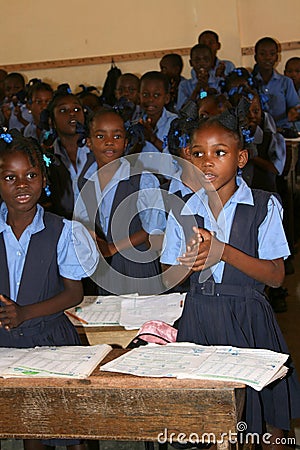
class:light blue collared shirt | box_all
[139,108,178,176]
[254,71,300,128]
[8,103,32,131]
[253,112,286,175]
[74,157,166,236]
[53,139,91,202]
[0,203,99,302]
[177,70,222,110]
[160,176,290,282]
[167,170,193,198]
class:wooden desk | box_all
[76,325,137,348]
[0,350,245,450]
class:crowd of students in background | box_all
[1,32,299,312]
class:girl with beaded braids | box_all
[39,83,95,219]
[23,78,53,141]
[0,129,99,450]
[161,99,300,444]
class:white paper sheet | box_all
[119,293,186,329]
[100,343,289,391]
[0,344,112,378]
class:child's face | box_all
[247,96,262,134]
[255,42,278,71]
[115,76,140,104]
[189,124,248,202]
[284,60,300,90]
[190,48,213,74]
[0,150,45,215]
[160,57,179,80]
[4,77,24,101]
[53,97,84,137]
[140,79,169,122]
[198,33,220,58]
[87,113,126,168]
[30,89,53,125]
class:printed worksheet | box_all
[119,293,186,329]
[66,296,122,326]
[100,343,289,390]
[0,344,112,378]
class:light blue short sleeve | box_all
[138,172,167,234]
[57,220,99,279]
[258,195,290,260]
[160,212,186,265]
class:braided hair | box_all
[194,97,255,150]
[0,128,47,179]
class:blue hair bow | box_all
[0,132,13,143]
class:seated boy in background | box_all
[138,71,178,178]
[159,53,185,113]
[177,44,222,111]
[252,37,299,132]
[198,29,235,78]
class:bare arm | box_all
[0,278,83,330]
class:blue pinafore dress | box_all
[0,212,82,447]
[177,189,300,433]
[80,171,163,295]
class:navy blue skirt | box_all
[177,289,300,434]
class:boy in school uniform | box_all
[177,44,222,111]
[138,71,178,178]
[198,29,235,78]
[252,37,300,130]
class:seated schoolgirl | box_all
[40,84,95,219]
[74,108,166,296]
[0,129,99,450]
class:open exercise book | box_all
[100,343,289,391]
[0,344,112,378]
[66,293,185,329]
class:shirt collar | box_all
[85,157,130,184]
[181,176,254,216]
[0,203,45,234]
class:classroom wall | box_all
[0,0,241,91]
[238,0,300,72]
[0,0,299,92]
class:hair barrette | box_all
[0,132,13,144]
[43,154,52,167]
[179,134,189,148]
[162,135,168,149]
[199,90,208,100]
[241,128,254,144]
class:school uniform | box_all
[23,121,38,140]
[243,112,286,191]
[46,139,95,219]
[177,70,222,111]
[212,57,235,77]
[161,172,194,294]
[0,203,99,445]
[253,70,299,129]
[8,103,32,131]
[76,157,166,295]
[161,176,300,433]
[139,107,178,177]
